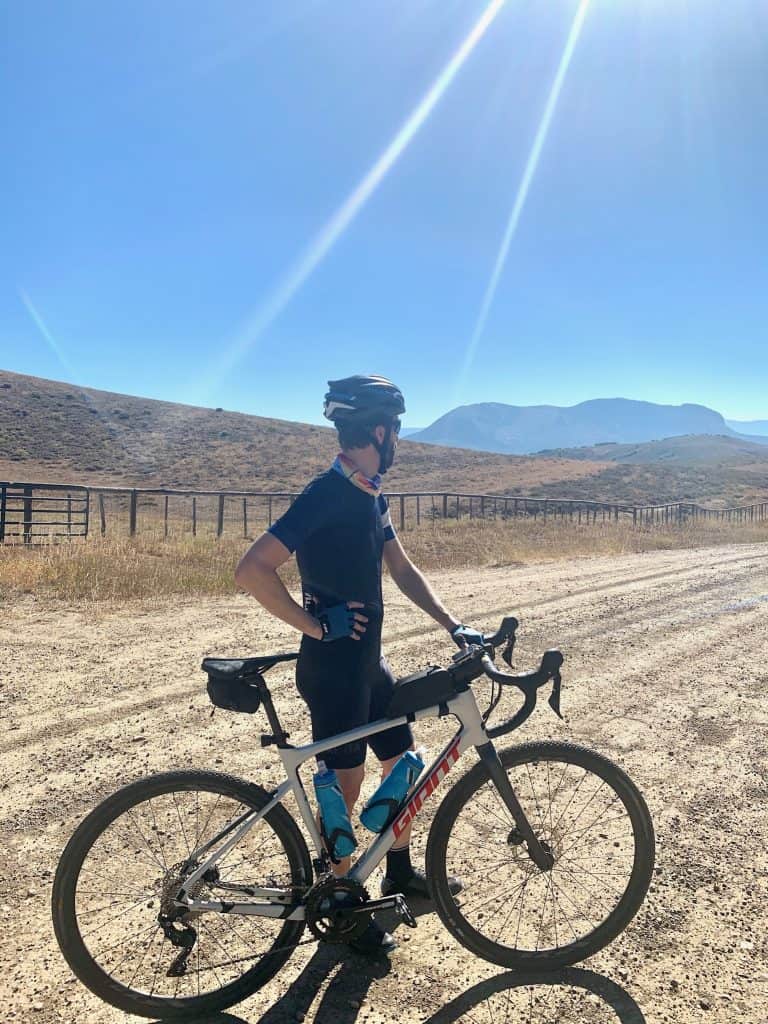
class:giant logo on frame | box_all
[392,739,461,839]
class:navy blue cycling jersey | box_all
[268,467,411,769]
[268,469,396,636]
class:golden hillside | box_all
[2,369,766,506]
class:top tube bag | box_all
[386,665,458,717]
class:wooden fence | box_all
[1,480,767,544]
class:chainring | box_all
[305,876,371,944]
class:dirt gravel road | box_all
[2,542,767,1023]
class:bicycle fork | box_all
[475,741,554,872]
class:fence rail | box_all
[1,480,767,544]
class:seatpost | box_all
[254,676,291,747]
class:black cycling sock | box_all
[385,846,413,884]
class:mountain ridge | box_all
[411,398,767,454]
[2,369,767,507]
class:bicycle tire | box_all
[425,741,654,970]
[52,770,313,1019]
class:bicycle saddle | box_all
[202,652,299,679]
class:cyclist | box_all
[235,374,481,953]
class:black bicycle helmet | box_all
[323,375,405,423]
[323,375,405,474]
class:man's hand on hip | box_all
[317,601,369,642]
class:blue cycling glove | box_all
[318,603,361,642]
[450,623,485,648]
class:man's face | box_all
[374,420,399,472]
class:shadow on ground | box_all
[152,900,647,1024]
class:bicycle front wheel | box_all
[52,770,312,1019]
[426,741,654,969]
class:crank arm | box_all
[350,894,417,928]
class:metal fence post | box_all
[217,494,225,537]
[23,486,32,545]
[129,490,137,536]
[0,484,6,543]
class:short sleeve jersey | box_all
[268,470,396,621]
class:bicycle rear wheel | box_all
[52,770,312,1019]
[426,741,654,969]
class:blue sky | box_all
[1,0,767,427]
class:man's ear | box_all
[373,424,386,445]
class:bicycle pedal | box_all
[393,894,417,929]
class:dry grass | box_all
[6,367,768,506]
[2,517,767,606]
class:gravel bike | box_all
[52,617,655,1019]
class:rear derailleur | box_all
[158,859,215,977]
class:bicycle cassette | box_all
[305,876,371,944]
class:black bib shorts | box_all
[269,469,413,770]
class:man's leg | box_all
[377,746,464,899]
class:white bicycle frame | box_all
[181,688,491,921]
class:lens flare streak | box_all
[211,0,507,389]
[460,0,591,384]
[18,287,75,377]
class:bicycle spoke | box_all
[441,749,643,958]
[58,774,309,1009]
[124,924,162,989]
[171,790,192,858]
[124,807,168,874]
[80,894,154,941]
[548,768,590,838]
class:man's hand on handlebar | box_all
[450,623,485,648]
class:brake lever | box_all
[501,635,516,668]
[548,672,563,719]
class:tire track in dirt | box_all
[3,552,766,836]
[4,547,761,759]
[394,548,766,646]
[3,541,768,1023]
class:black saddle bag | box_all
[203,659,263,714]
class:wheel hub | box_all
[160,860,205,918]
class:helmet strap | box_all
[370,422,395,475]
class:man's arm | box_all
[235,533,324,639]
[383,535,460,633]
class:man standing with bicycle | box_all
[235,375,479,953]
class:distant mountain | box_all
[726,419,768,437]
[536,434,768,465]
[410,398,767,455]
[0,369,601,496]
[2,370,767,506]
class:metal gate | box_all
[0,483,89,544]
